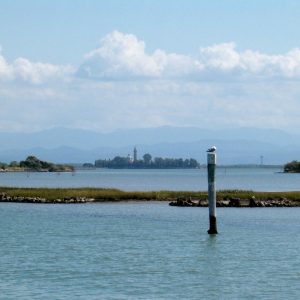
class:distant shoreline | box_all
[1,164,285,172]
[0,169,73,172]
[0,156,75,173]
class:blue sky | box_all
[1,0,300,64]
[1,0,300,133]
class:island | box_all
[284,160,300,173]
[0,188,300,206]
[93,149,200,169]
[0,156,74,172]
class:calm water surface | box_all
[0,167,299,191]
[0,203,299,299]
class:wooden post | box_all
[207,151,218,234]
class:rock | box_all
[168,197,198,207]
[218,200,230,207]
[229,197,241,207]
[198,200,208,207]
[0,192,7,200]
[240,199,251,207]
[249,196,258,207]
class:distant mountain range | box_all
[0,126,299,165]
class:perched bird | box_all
[207,146,217,152]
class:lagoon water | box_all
[0,203,300,299]
[1,167,300,299]
[0,166,299,191]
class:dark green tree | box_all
[284,160,300,173]
[143,153,152,164]
[9,161,19,168]
[20,156,42,170]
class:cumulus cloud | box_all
[79,31,300,80]
[12,58,75,84]
[199,42,300,77]
[2,32,300,133]
[0,50,74,84]
[199,42,240,71]
[3,32,300,84]
[79,31,199,79]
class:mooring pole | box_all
[207,150,218,234]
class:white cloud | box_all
[199,43,300,78]
[3,32,300,85]
[84,30,163,77]
[0,49,74,84]
[199,42,240,71]
[2,32,300,133]
[11,57,74,84]
[79,31,199,79]
[80,32,300,80]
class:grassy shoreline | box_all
[0,187,300,205]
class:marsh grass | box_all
[1,187,300,201]
[0,187,208,201]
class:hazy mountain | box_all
[0,126,298,150]
[0,126,299,164]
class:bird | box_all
[207,146,217,152]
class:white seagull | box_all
[207,146,217,153]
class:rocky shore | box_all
[169,196,300,207]
[1,191,300,207]
[0,192,95,204]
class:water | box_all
[0,167,299,191]
[0,203,299,299]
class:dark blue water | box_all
[0,203,299,299]
[0,167,299,191]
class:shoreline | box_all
[0,169,74,173]
[1,187,300,206]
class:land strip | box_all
[0,187,300,206]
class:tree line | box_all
[284,160,300,173]
[94,153,200,169]
[0,156,74,172]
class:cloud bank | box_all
[2,31,300,83]
[79,31,300,80]
[0,51,74,84]
[1,31,300,133]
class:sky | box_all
[1,0,300,133]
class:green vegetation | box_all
[94,153,200,169]
[0,156,74,172]
[1,187,300,202]
[284,160,300,173]
[1,187,198,201]
[82,163,95,168]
